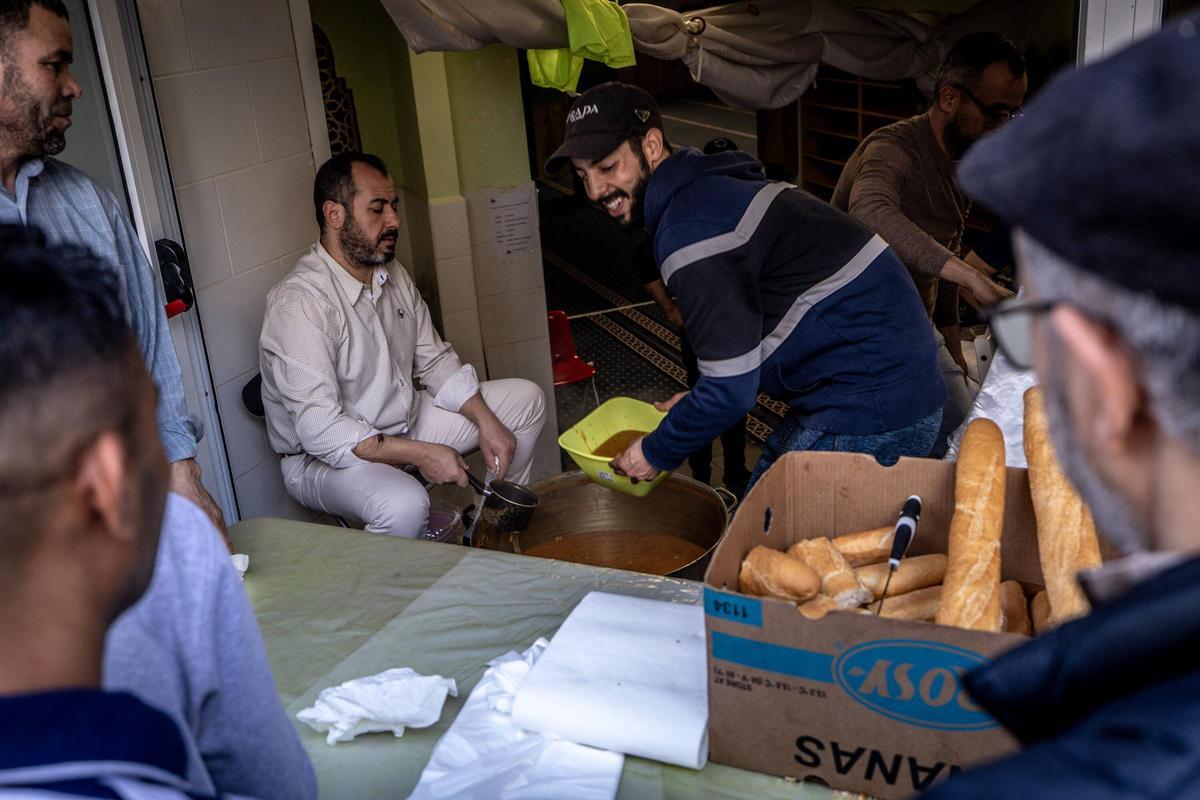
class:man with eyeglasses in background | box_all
[921,16,1200,797]
[833,32,1025,457]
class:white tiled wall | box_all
[426,197,487,375]
[138,0,318,521]
[400,187,436,308]
[464,183,559,479]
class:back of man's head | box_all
[934,32,1026,94]
[0,224,165,618]
[313,151,389,231]
[959,17,1200,554]
[0,0,68,55]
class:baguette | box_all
[1030,589,1052,635]
[831,526,894,567]
[878,585,942,621]
[1024,387,1102,625]
[857,554,947,600]
[936,419,1006,631]
[738,546,821,603]
[788,537,872,608]
[1000,580,1032,636]
[797,594,839,620]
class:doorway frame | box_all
[1078,0,1164,63]
[84,0,239,521]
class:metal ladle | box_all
[463,467,539,547]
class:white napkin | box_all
[230,554,249,579]
[511,592,708,769]
[409,639,623,800]
[298,667,457,745]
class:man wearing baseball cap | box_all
[548,82,946,486]
[922,16,1200,798]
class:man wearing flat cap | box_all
[923,15,1200,798]
[549,82,947,487]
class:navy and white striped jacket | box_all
[0,689,245,799]
[640,148,945,470]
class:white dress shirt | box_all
[259,243,479,468]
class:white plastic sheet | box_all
[944,347,1036,468]
[409,639,623,800]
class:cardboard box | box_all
[702,451,1044,798]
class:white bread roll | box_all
[831,526,894,567]
[1000,580,1032,636]
[1030,589,1052,635]
[857,554,947,600]
[797,594,839,620]
[879,585,942,621]
[1024,387,1102,625]
[936,419,1006,632]
[788,537,872,609]
[738,545,821,603]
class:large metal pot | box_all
[482,471,733,580]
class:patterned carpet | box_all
[540,192,788,463]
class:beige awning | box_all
[379,0,1049,109]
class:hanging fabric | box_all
[378,0,1052,109]
[528,0,637,93]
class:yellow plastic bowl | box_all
[558,397,670,497]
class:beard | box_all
[0,68,70,157]
[1042,333,1149,554]
[339,214,397,268]
[114,446,168,619]
[943,109,978,160]
[108,369,170,624]
[599,148,651,232]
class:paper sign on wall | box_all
[490,187,534,257]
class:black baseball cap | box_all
[959,15,1200,312]
[545,82,664,173]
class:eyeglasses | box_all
[981,298,1058,369]
[951,84,1022,128]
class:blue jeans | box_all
[747,408,943,491]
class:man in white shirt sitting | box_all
[259,153,546,537]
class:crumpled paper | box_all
[230,554,249,579]
[298,667,457,745]
[408,638,623,800]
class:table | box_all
[230,518,844,799]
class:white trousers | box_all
[281,378,546,537]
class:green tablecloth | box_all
[230,518,841,799]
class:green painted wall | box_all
[308,0,426,194]
[307,2,531,198]
[406,51,461,200]
[444,45,532,193]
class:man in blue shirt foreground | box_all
[548,82,945,487]
[0,224,233,798]
[922,15,1200,798]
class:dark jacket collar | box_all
[965,555,1200,744]
[642,147,768,236]
[0,688,189,780]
